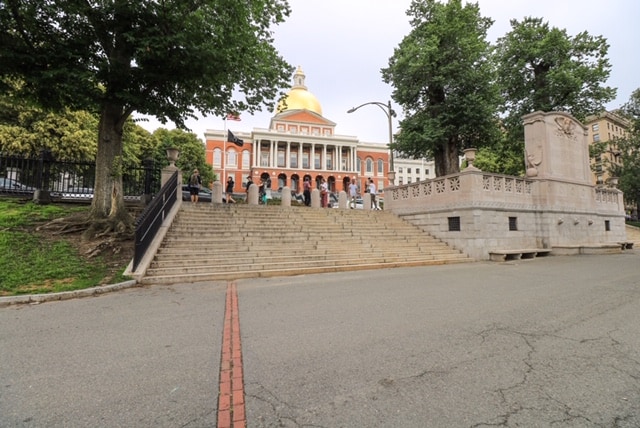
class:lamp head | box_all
[347,107,356,113]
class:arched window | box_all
[213,148,222,167]
[242,150,250,169]
[366,158,373,174]
[227,150,237,168]
[357,157,362,173]
[377,159,384,175]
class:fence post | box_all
[33,149,53,204]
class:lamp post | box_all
[347,100,396,185]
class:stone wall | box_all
[385,111,627,260]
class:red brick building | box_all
[204,67,391,196]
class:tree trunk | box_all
[434,138,461,177]
[88,103,132,236]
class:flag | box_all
[226,113,241,121]
[227,130,244,147]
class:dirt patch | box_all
[34,211,135,285]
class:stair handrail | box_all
[132,170,178,271]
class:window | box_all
[290,152,298,168]
[314,152,321,169]
[303,152,310,168]
[213,148,222,167]
[605,220,610,231]
[227,150,237,168]
[242,151,250,169]
[416,168,420,176]
[377,159,384,175]
[260,151,269,167]
[407,168,412,174]
[398,167,403,173]
[366,158,373,173]
[277,148,285,167]
[592,123,599,132]
[593,133,600,142]
[448,217,461,232]
[509,217,518,231]
[357,157,362,172]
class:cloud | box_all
[140,0,639,144]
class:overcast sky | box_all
[140,0,639,144]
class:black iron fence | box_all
[0,151,160,202]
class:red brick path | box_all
[217,282,246,428]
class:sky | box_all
[139,0,639,145]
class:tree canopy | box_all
[494,17,616,137]
[0,0,292,235]
[382,0,501,177]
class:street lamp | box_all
[347,100,396,185]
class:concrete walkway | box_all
[2,252,640,427]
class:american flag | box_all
[226,113,241,121]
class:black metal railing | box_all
[132,170,179,272]
[0,151,160,201]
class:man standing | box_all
[303,177,311,207]
[368,178,380,210]
[189,169,201,203]
[349,179,358,209]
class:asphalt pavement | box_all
[2,252,640,427]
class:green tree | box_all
[610,89,640,217]
[382,0,501,177]
[152,128,215,186]
[0,1,292,236]
[494,17,616,150]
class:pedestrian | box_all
[225,176,236,203]
[320,178,329,208]
[368,178,380,210]
[245,176,253,195]
[349,179,358,209]
[189,168,201,203]
[259,179,267,205]
[303,177,311,207]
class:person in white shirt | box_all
[320,178,329,208]
[348,180,358,209]
[368,178,380,210]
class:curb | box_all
[0,280,140,308]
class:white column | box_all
[286,141,291,168]
[298,143,303,170]
[253,140,258,168]
[323,144,327,171]
[311,144,316,170]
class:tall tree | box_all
[494,17,616,140]
[0,0,292,236]
[382,0,501,177]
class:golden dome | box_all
[276,66,322,116]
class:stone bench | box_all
[489,249,552,262]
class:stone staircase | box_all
[139,204,472,285]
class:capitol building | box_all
[204,67,433,196]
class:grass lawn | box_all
[0,197,133,296]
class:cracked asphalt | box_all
[2,252,640,427]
